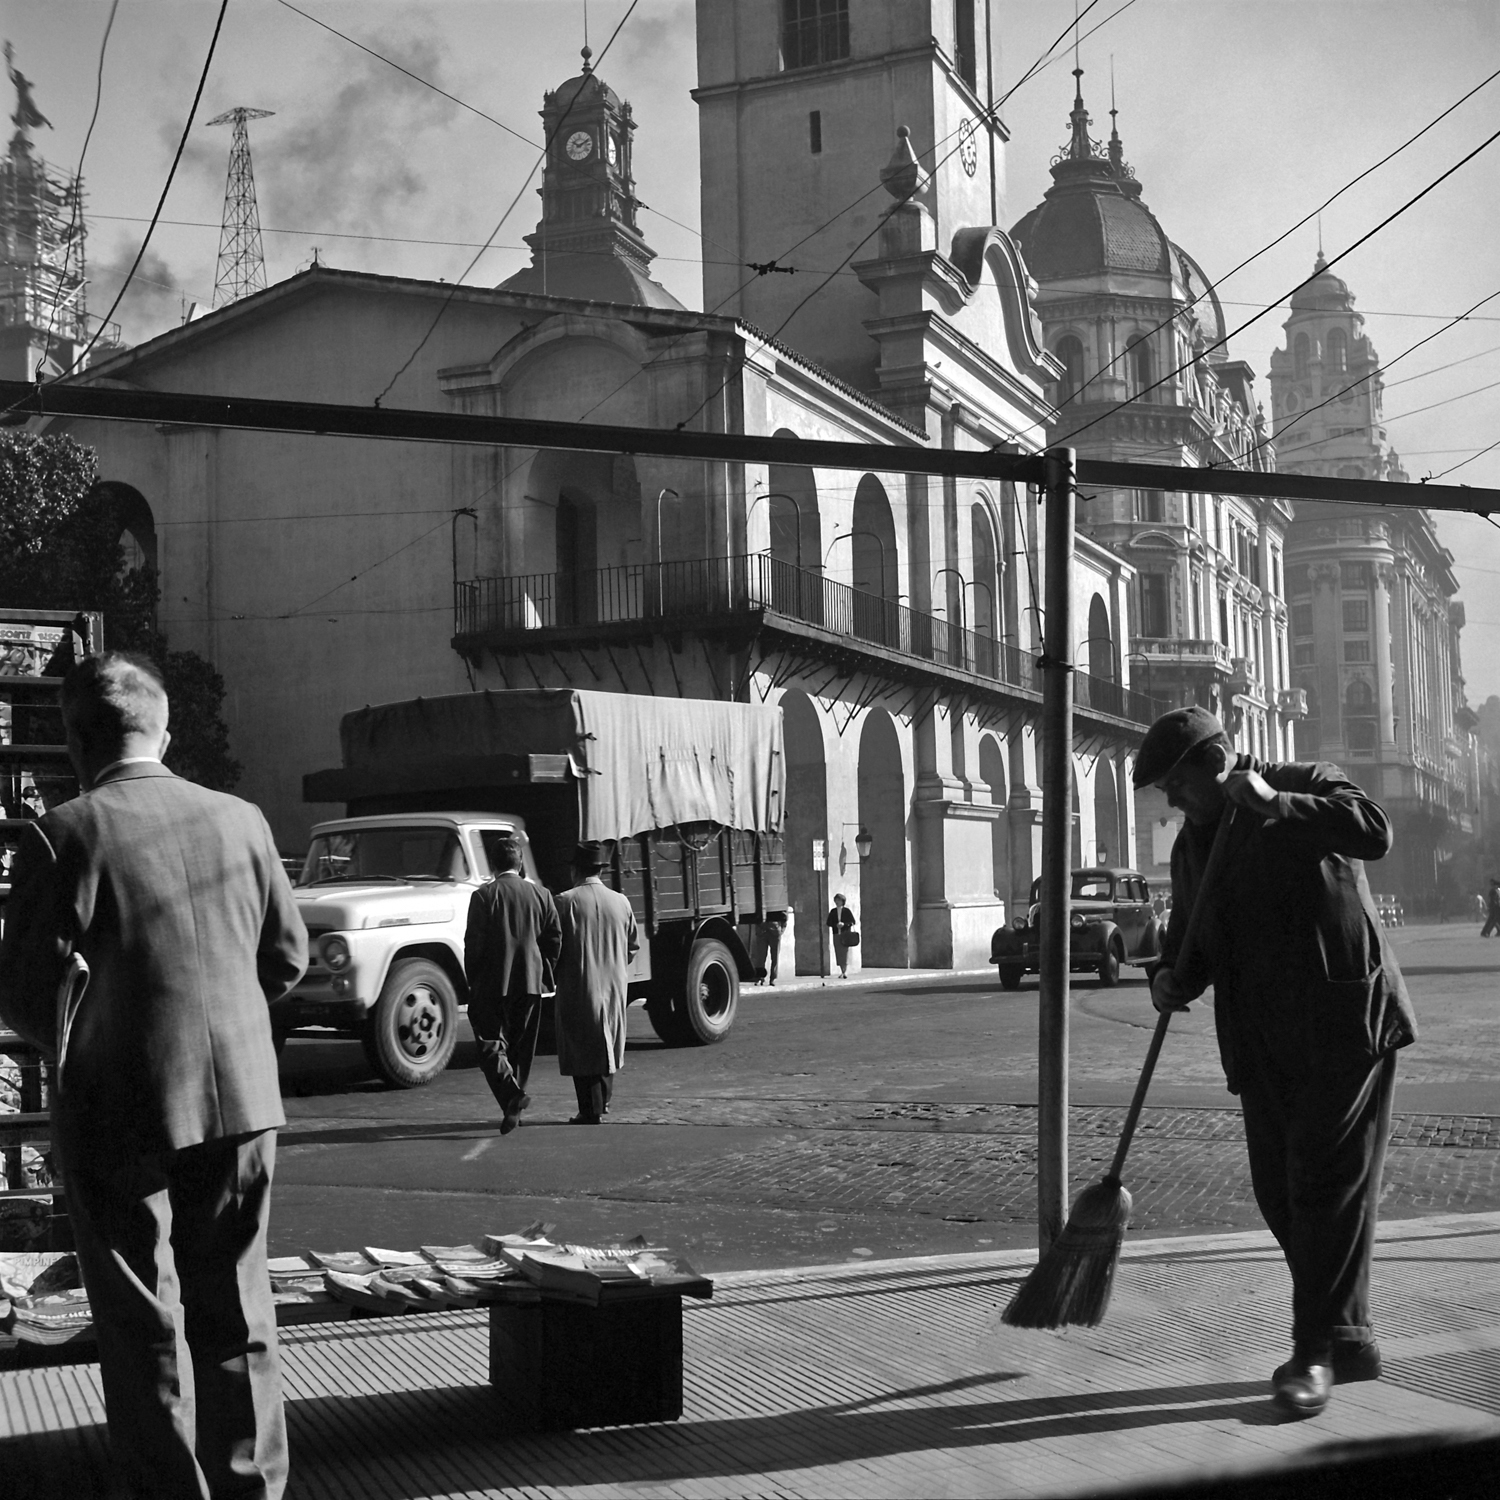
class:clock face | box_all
[607,134,618,166]
[565,130,593,161]
[959,118,978,177]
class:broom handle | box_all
[1106,804,1236,1181]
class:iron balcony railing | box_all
[456,554,1163,725]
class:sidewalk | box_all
[3,1211,1498,1497]
[755,964,996,993]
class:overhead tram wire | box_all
[403,0,1137,549]
[1050,120,1500,452]
[4,0,229,408]
[272,0,539,150]
[1430,439,1500,482]
[1026,59,1500,444]
[1214,287,1500,472]
[372,0,640,407]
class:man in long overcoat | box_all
[463,832,561,1133]
[554,841,638,1123]
[1141,706,1416,1418]
[0,653,307,1497]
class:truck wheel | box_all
[680,939,738,1045]
[997,964,1025,992]
[1097,940,1122,988]
[645,995,688,1046]
[362,959,459,1087]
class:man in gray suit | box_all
[0,653,307,1498]
[463,831,561,1134]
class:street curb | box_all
[747,965,996,994]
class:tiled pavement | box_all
[4,1210,1499,1498]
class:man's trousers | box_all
[469,991,542,1114]
[65,1129,286,1499]
[1237,1038,1398,1353]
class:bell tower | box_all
[693,1,1004,384]
[499,46,683,309]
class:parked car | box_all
[990,868,1164,990]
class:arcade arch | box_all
[781,689,829,975]
[857,709,908,967]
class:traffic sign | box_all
[811,838,826,871]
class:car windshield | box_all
[1029,873,1115,903]
[299,827,468,886]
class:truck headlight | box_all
[1070,913,1086,930]
[320,934,352,972]
[1012,916,1028,930]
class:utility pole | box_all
[207,107,274,307]
[1037,447,1077,1253]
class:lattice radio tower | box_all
[206,107,274,307]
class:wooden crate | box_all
[489,1292,684,1430]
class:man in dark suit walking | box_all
[0,653,307,1498]
[463,832,561,1133]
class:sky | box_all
[7,0,1500,699]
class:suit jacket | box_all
[463,873,562,1017]
[0,762,307,1163]
[1161,755,1417,1093]
[553,878,638,1076]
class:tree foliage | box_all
[0,431,242,790]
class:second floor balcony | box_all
[455,553,1163,731]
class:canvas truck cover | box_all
[309,689,784,843]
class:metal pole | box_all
[1037,446,1076,1254]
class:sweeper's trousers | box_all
[1237,1037,1398,1352]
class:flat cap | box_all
[1133,705,1225,787]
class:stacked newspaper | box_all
[488,1231,713,1306]
[0,1251,92,1346]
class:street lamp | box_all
[824,529,888,590]
[838,821,874,874]
[749,489,805,570]
[656,488,679,568]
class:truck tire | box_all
[997,963,1025,992]
[680,938,738,1045]
[362,958,459,1087]
[1096,939,1122,988]
[644,994,689,1046]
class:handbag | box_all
[844,929,860,948]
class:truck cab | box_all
[280,812,545,1087]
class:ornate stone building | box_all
[1009,71,1296,881]
[1268,256,1478,911]
[49,9,1158,973]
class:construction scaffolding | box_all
[1,45,90,379]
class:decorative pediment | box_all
[949,227,1058,383]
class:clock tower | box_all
[499,46,683,309]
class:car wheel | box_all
[997,964,1025,992]
[1097,941,1122,988]
[361,958,459,1087]
[679,938,738,1045]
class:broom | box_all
[1001,803,1237,1329]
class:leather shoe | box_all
[568,1113,601,1125]
[499,1093,532,1135]
[1272,1354,1333,1417]
[1331,1340,1382,1383]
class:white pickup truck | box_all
[278,811,541,1087]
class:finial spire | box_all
[1108,56,1124,169]
[580,43,593,75]
[1315,214,1326,271]
[1067,65,1092,160]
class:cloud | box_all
[88,243,193,350]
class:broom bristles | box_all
[1001,1176,1133,1329]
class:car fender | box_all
[1074,918,1117,956]
[991,927,1025,961]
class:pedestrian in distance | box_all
[0,652,308,1499]
[1481,879,1500,938]
[554,841,639,1124]
[463,832,562,1134]
[827,892,857,977]
[1139,705,1415,1420]
[759,909,787,986]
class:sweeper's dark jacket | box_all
[1159,754,1417,1093]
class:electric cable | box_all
[1426,439,1500,483]
[373,0,640,406]
[1031,61,1500,441]
[1051,119,1500,451]
[33,0,228,390]
[272,0,539,150]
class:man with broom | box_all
[1140,706,1416,1418]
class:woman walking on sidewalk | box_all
[827,893,857,978]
